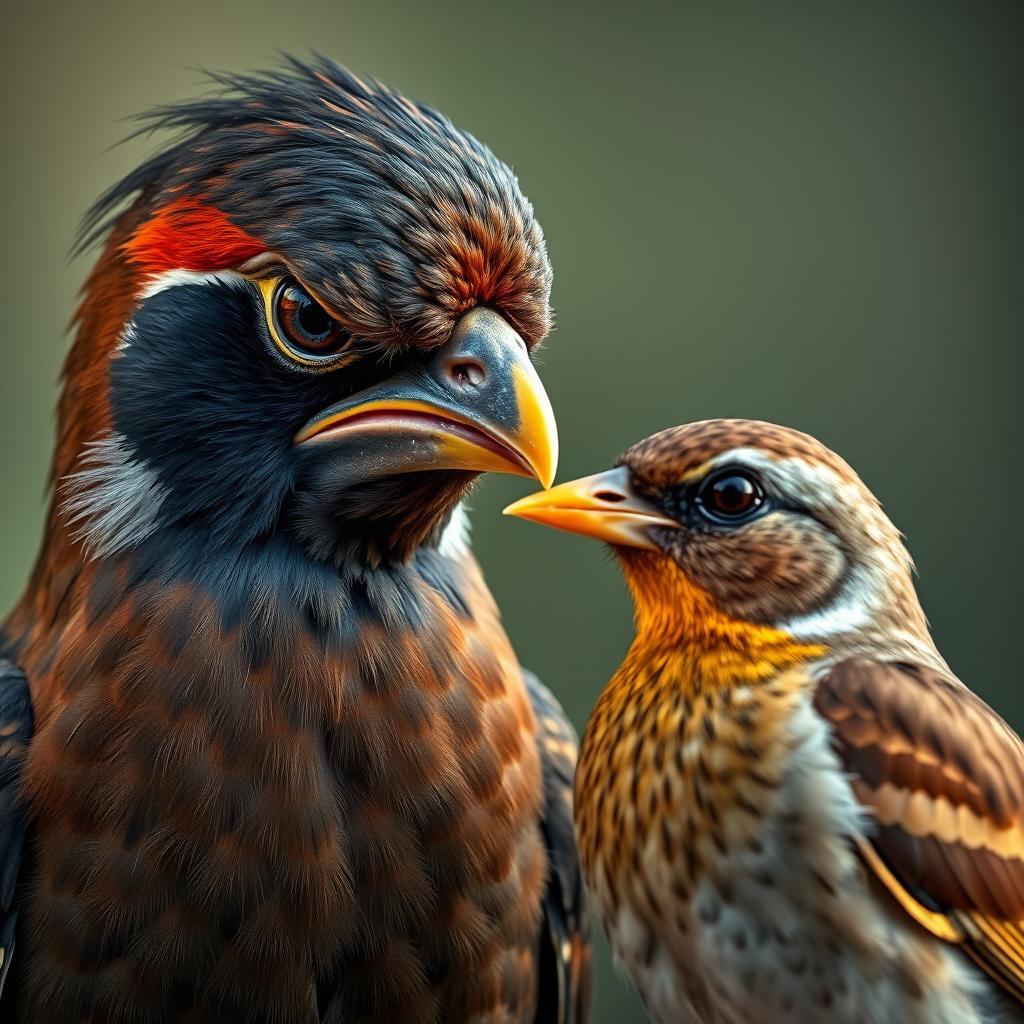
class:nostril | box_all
[594,490,626,503]
[447,359,486,388]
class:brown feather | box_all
[815,658,1024,1005]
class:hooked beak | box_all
[503,465,679,549]
[296,307,558,488]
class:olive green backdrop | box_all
[2,1,1021,1019]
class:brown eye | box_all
[272,278,352,358]
[697,470,764,524]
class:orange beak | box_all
[503,466,679,549]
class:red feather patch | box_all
[123,199,265,279]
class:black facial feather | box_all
[109,278,475,565]
[111,281,305,548]
[290,468,476,568]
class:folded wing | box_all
[523,669,592,1024]
[0,660,32,1001]
[814,657,1024,1002]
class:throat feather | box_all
[617,553,825,697]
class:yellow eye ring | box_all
[257,277,356,368]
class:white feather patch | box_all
[61,432,168,559]
[115,320,137,353]
[437,503,471,559]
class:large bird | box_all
[506,419,1024,1023]
[0,58,589,1024]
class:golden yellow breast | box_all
[573,555,825,921]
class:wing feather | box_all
[815,657,1024,1005]
[523,669,591,1024]
[0,659,32,1000]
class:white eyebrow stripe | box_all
[703,447,852,509]
[137,267,251,300]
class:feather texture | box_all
[815,657,1024,1005]
[0,661,32,1000]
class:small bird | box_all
[0,58,589,1023]
[506,419,1024,1023]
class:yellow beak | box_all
[297,307,558,488]
[503,466,679,549]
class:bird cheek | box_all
[677,519,847,626]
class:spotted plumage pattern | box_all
[0,57,587,1023]
[12,549,543,1022]
[506,419,1024,1023]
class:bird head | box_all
[506,419,930,653]
[55,58,558,569]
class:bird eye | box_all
[271,278,353,361]
[696,470,764,524]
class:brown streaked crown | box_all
[618,418,863,494]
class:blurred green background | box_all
[2,2,1021,1020]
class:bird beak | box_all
[296,307,558,488]
[503,466,679,549]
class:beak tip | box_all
[502,498,526,517]
[522,436,556,492]
[503,492,545,519]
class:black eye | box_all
[696,470,764,523]
[272,278,352,359]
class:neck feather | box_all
[616,552,826,698]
